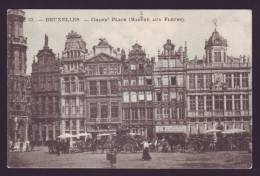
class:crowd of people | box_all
[9,140,35,152]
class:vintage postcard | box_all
[7,9,252,169]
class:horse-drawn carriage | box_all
[112,129,144,153]
[161,135,211,153]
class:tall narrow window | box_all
[111,80,118,94]
[156,92,162,102]
[156,108,162,119]
[215,95,224,111]
[79,98,84,115]
[89,65,96,75]
[189,74,195,89]
[163,108,169,119]
[132,108,138,119]
[131,79,137,85]
[89,81,97,95]
[243,95,249,110]
[147,108,153,119]
[225,73,232,88]
[226,95,232,111]
[206,74,212,88]
[146,92,152,101]
[234,95,241,110]
[100,80,107,95]
[156,77,161,86]
[79,78,84,92]
[163,92,169,102]
[131,92,137,102]
[111,102,118,118]
[162,76,168,86]
[123,79,129,85]
[138,76,144,85]
[198,95,204,112]
[100,102,108,118]
[171,77,176,85]
[190,95,196,111]
[123,92,129,102]
[139,64,144,72]
[234,73,240,88]
[242,72,249,88]
[124,109,130,120]
[90,103,97,118]
[65,99,69,114]
[71,98,76,115]
[214,52,221,62]
[71,77,76,92]
[197,74,204,89]
[139,108,145,119]
[110,64,117,74]
[139,92,145,101]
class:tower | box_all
[204,21,228,63]
[7,9,29,143]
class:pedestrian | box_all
[25,141,30,152]
[107,147,117,168]
[92,138,97,154]
[9,140,13,151]
[20,140,24,152]
[56,138,61,156]
[30,140,34,151]
[142,139,152,161]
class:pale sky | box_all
[22,10,252,74]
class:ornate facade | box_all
[60,31,123,137]
[186,28,252,135]
[153,40,187,138]
[29,25,252,142]
[121,43,154,138]
[7,9,30,142]
[31,35,61,144]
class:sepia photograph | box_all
[7,9,252,169]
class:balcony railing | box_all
[187,62,251,69]
[187,110,251,117]
[87,118,121,123]
[122,119,153,124]
[62,55,86,61]
[155,119,186,125]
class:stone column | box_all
[32,125,35,141]
[195,96,198,111]
[76,120,80,135]
[60,120,65,134]
[203,74,206,89]
[39,123,42,143]
[107,81,111,95]
[224,95,227,111]
[195,74,198,90]
[187,96,190,111]
[187,75,189,89]
[240,94,243,111]
[212,95,215,111]
[232,95,235,112]
[177,108,179,119]
[239,73,242,88]
[231,73,234,89]
[25,121,28,141]
[204,95,207,111]
[46,125,49,141]
[53,125,56,139]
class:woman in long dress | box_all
[142,140,152,161]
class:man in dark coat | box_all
[56,138,61,156]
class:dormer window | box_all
[131,64,136,70]
[214,52,221,62]
[139,64,144,71]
